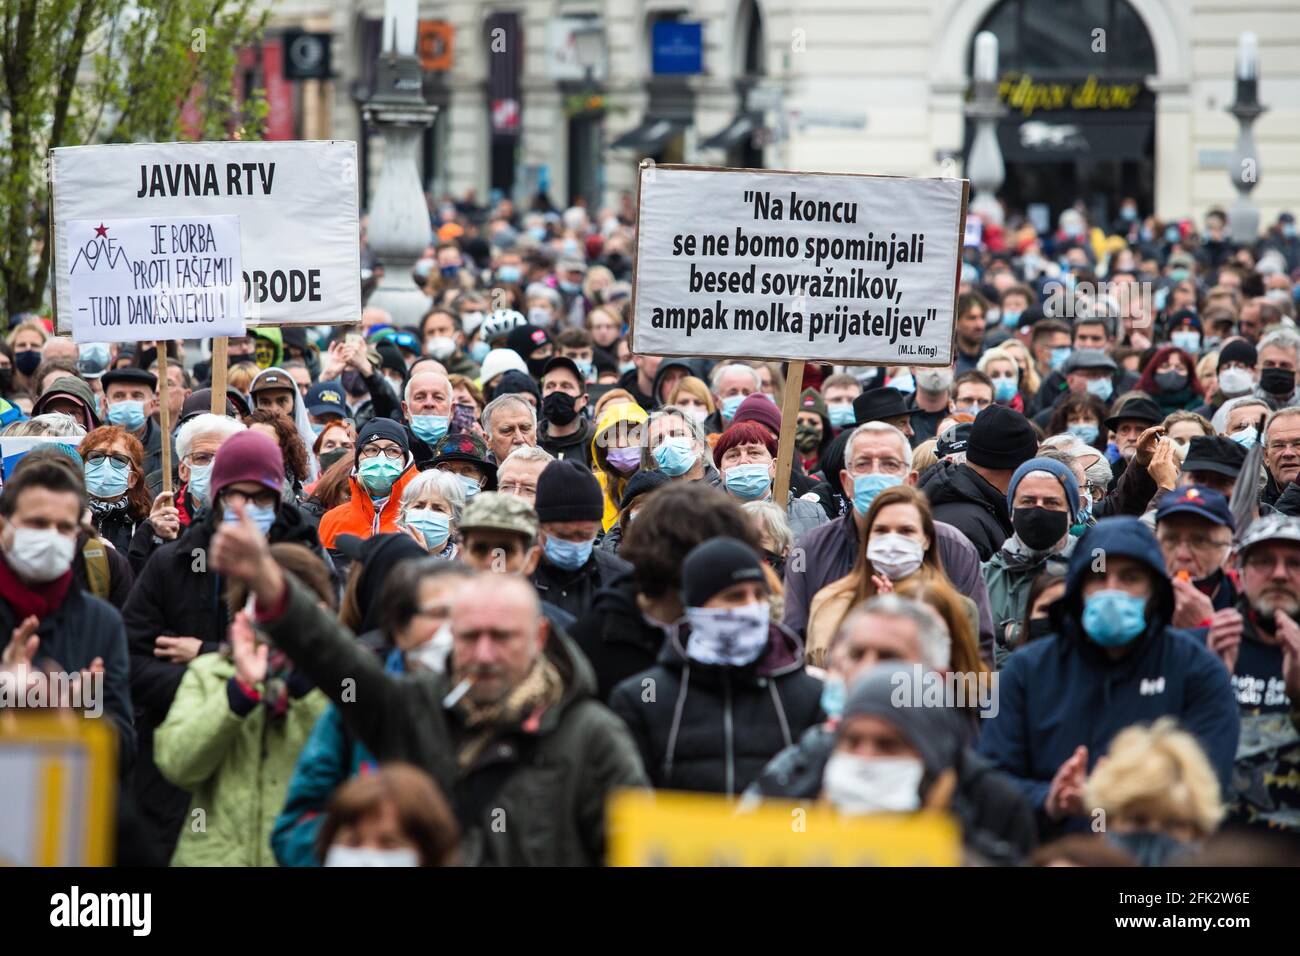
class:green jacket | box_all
[260,576,648,866]
[982,539,1072,667]
[155,653,328,867]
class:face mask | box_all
[1050,347,1072,371]
[440,264,461,279]
[405,508,450,550]
[496,265,523,284]
[686,406,709,424]
[1001,310,1021,327]
[618,361,636,376]
[544,535,594,571]
[14,350,41,376]
[1121,206,1137,222]
[720,394,746,423]
[456,474,481,499]
[1086,377,1114,402]
[107,400,146,431]
[684,601,771,666]
[410,415,449,447]
[425,336,457,360]
[866,532,925,580]
[1230,426,1257,448]
[224,501,277,536]
[187,463,213,507]
[993,377,1018,402]
[724,463,772,501]
[558,279,581,296]
[342,369,368,398]
[1154,370,1188,393]
[1284,224,1298,240]
[1108,830,1192,868]
[795,423,822,452]
[1165,226,1181,245]
[1170,331,1200,354]
[468,340,491,364]
[852,473,902,515]
[1260,367,1295,396]
[407,622,453,674]
[828,403,856,429]
[1217,367,1254,397]
[1013,506,1069,552]
[324,845,420,868]
[528,307,554,327]
[5,526,76,582]
[605,446,641,475]
[311,422,325,437]
[1068,422,1100,444]
[542,391,579,426]
[359,456,404,496]
[916,369,953,393]
[0,367,11,391]
[1082,589,1147,646]
[318,448,349,473]
[820,675,846,720]
[528,225,547,243]
[823,752,924,815]
[576,360,595,382]
[653,436,698,477]
[85,457,131,498]
[888,372,915,394]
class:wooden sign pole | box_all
[772,360,806,506]
[210,337,229,415]
[157,347,173,496]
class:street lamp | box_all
[362,0,438,326]
[965,31,1007,227]
[1227,31,1266,243]
[573,24,604,89]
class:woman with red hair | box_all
[78,425,151,553]
[1135,345,1204,416]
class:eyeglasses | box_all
[848,457,906,476]
[359,444,404,461]
[497,482,536,496]
[221,488,279,509]
[1157,531,1231,552]
[1084,481,1106,503]
[1243,552,1300,575]
[186,451,215,467]
[86,451,132,469]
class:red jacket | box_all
[318,467,417,549]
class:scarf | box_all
[89,495,132,517]
[454,654,564,770]
[0,552,73,622]
[1000,530,1077,569]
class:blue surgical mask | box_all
[468,341,491,364]
[1086,377,1114,402]
[496,264,523,284]
[107,400,146,431]
[456,474,482,499]
[724,463,772,501]
[84,457,130,498]
[1082,589,1147,646]
[720,394,746,423]
[576,359,595,382]
[404,508,450,550]
[653,437,698,477]
[828,403,856,429]
[528,225,547,243]
[1050,347,1072,371]
[224,501,277,536]
[1171,330,1201,354]
[543,535,594,571]
[411,415,449,446]
[993,377,1018,402]
[888,372,915,394]
[1230,427,1257,448]
[618,361,636,376]
[1001,310,1021,327]
[187,464,213,508]
[558,280,581,296]
[311,422,325,436]
[1068,422,1100,444]
[852,473,902,515]
[820,674,846,720]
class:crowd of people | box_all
[1,193,1299,867]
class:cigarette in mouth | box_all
[442,676,475,708]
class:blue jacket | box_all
[978,518,1239,833]
[270,649,403,867]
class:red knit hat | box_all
[713,420,778,468]
[732,392,782,438]
[211,430,285,498]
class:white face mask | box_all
[324,844,420,867]
[683,601,770,667]
[866,533,925,581]
[823,752,924,815]
[406,621,452,674]
[1217,367,1254,398]
[5,526,77,583]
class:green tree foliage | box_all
[0,0,269,322]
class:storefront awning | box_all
[996,116,1153,163]
[609,117,687,153]
[699,113,760,150]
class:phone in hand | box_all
[448,403,477,437]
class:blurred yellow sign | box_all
[0,713,117,866]
[607,789,961,867]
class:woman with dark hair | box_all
[244,408,311,497]
[1135,345,1204,415]
[317,763,459,867]
[1047,392,1109,452]
[1002,567,1068,667]
[78,425,151,553]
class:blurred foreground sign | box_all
[606,789,961,866]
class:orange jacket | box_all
[318,466,418,550]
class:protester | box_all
[78,426,151,554]
[495,444,554,507]
[318,419,417,552]
[316,764,460,867]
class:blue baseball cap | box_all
[1154,485,1234,531]
[306,380,348,419]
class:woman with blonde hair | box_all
[997,338,1041,405]
[7,318,49,397]
[667,375,717,429]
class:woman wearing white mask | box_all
[318,764,459,867]
[397,469,465,561]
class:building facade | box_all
[258,0,1300,228]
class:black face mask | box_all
[319,447,349,473]
[1027,617,1055,641]
[1261,367,1295,395]
[0,367,12,392]
[341,369,368,398]
[15,350,41,376]
[542,390,579,426]
[1154,370,1188,393]
[1013,506,1069,551]
[526,355,550,379]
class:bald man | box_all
[403,370,454,464]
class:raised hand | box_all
[230,611,268,687]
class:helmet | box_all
[479,308,527,345]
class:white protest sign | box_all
[63,216,245,343]
[52,140,361,329]
[631,164,967,366]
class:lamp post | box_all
[965,31,1007,226]
[572,24,605,209]
[363,0,438,326]
[1227,31,1266,243]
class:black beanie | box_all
[356,417,410,465]
[1217,339,1257,371]
[495,369,541,403]
[966,404,1037,470]
[682,537,767,608]
[535,460,604,524]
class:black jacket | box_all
[920,460,1013,561]
[531,547,632,622]
[570,571,667,703]
[538,418,596,470]
[609,622,823,796]
[89,501,140,555]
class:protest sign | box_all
[61,215,245,344]
[51,140,362,329]
[630,163,967,366]
[606,789,960,867]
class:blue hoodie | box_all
[978,517,1239,832]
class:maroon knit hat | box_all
[713,420,778,468]
[211,430,285,498]
[732,392,782,438]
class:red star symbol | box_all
[94,223,108,238]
